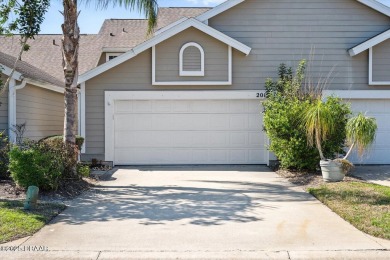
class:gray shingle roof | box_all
[0,7,210,86]
[157,7,211,30]
[0,51,64,86]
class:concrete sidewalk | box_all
[352,165,390,187]
[1,166,389,259]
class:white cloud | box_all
[185,0,226,6]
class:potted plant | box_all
[303,98,345,181]
[303,99,377,182]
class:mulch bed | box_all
[276,168,367,190]
[0,175,98,203]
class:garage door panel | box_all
[113,99,266,165]
[230,115,248,130]
[349,99,390,164]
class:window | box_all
[106,53,123,62]
[179,42,205,76]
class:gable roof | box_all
[349,29,390,56]
[78,18,252,83]
[157,7,210,30]
[0,51,64,87]
[196,0,390,22]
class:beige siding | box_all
[0,74,8,133]
[155,28,229,82]
[16,84,64,140]
[372,39,390,82]
[209,0,390,90]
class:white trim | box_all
[323,90,390,99]
[228,45,232,84]
[8,79,16,143]
[102,47,131,52]
[153,45,233,85]
[104,90,266,163]
[106,90,265,101]
[8,79,27,143]
[80,82,86,153]
[356,0,390,17]
[349,29,390,56]
[179,42,205,77]
[196,0,245,22]
[368,47,390,86]
[0,64,23,80]
[155,17,187,35]
[79,18,251,84]
[105,53,123,62]
[23,78,64,93]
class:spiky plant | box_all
[344,113,377,160]
[302,98,337,160]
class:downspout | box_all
[8,79,27,143]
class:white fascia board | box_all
[349,29,390,56]
[79,18,251,84]
[79,50,136,83]
[155,17,188,35]
[356,0,390,17]
[323,90,390,99]
[197,0,245,22]
[24,78,64,93]
[105,90,266,101]
[132,18,251,56]
[0,64,23,80]
[102,47,131,52]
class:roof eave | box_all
[349,29,390,56]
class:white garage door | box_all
[350,99,390,164]
[112,99,266,165]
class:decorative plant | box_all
[343,113,377,160]
[302,98,337,161]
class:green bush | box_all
[9,141,64,190]
[40,135,84,151]
[0,131,10,179]
[77,163,90,177]
[263,61,351,170]
[39,136,81,178]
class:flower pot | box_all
[320,160,344,182]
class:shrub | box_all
[77,163,90,177]
[0,131,10,179]
[40,135,84,178]
[263,61,351,170]
[41,135,84,151]
[9,141,64,190]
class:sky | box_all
[40,0,390,34]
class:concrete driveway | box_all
[1,166,390,259]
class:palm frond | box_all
[346,113,377,157]
[82,0,158,33]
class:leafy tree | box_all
[61,0,158,176]
[0,0,50,93]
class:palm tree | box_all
[61,0,157,176]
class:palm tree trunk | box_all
[316,130,325,160]
[343,142,355,160]
[61,0,79,177]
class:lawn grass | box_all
[308,182,390,240]
[0,200,66,243]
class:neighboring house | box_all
[1,1,390,165]
[0,52,64,142]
